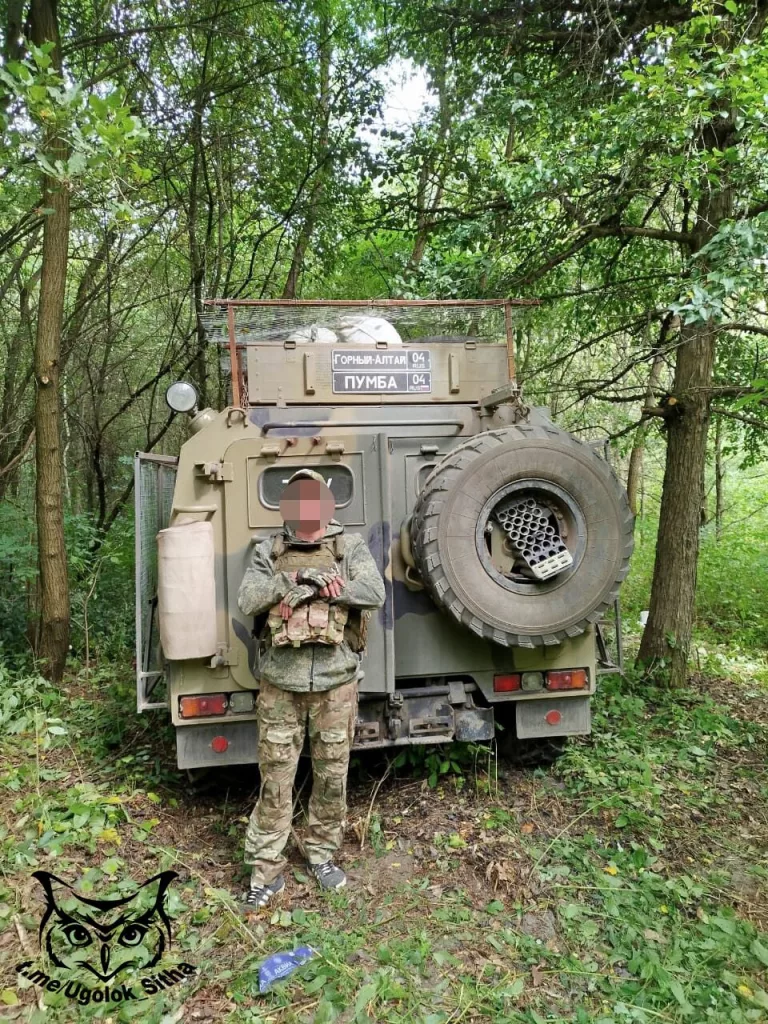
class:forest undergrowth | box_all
[1,540,767,1022]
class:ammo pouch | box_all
[268,600,348,648]
[344,608,369,653]
[266,531,369,651]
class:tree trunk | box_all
[626,349,664,516]
[0,280,34,499]
[408,58,451,271]
[31,0,71,683]
[714,414,724,541]
[281,15,332,299]
[637,187,732,687]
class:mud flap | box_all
[455,706,495,741]
[177,721,259,769]
[516,696,590,739]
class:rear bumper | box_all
[175,683,591,768]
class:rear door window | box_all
[259,464,354,509]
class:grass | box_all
[0,661,767,1024]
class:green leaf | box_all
[502,977,525,997]
[711,915,737,935]
[354,982,377,1015]
[669,978,693,1013]
[724,0,738,13]
[1,990,19,1006]
[486,900,504,915]
[67,150,88,175]
[751,939,768,967]
[313,1000,336,1024]
[304,974,328,993]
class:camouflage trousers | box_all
[245,678,358,886]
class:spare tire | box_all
[411,424,634,647]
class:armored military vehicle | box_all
[135,299,633,770]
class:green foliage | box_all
[0,42,147,208]
[392,742,490,790]
[0,653,766,1021]
[673,218,768,324]
[624,467,768,656]
[0,666,59,739]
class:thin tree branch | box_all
[0,429,35,476]
[712,407,768,430]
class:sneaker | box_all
[243,875,285,910]
[308,860,346,890]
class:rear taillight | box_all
[179,693,228,718]
[521,671,544,691]
[546,670,587,691]
[494,674,521,692]
[229,691,255,713]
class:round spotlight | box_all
[165,381,198,414]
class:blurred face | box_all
[280,478,335,536]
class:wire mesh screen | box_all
[135,454,177,711]
[200,300,520,347]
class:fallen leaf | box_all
[97,828,121,845]
[603,865,618,876]
[521,823,534,834]
[738,984,754,999]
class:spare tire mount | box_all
[477,479,585,592]
[411,424,634,648]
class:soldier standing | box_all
[237,469,386,908]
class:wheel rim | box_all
[475,479,586,596]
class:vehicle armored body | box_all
[135,299,633,770]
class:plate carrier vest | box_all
[266,532,369,651]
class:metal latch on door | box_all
[194,461,233,482]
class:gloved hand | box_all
[296,567,339,589]
[319,576,345,600]
[278,584,316,620]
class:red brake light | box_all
[211,736,229,753]
[179,693,228,718]
[494,674,521,692]
[546,670,587,691]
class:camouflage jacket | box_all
[237,522,386,692]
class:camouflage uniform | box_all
[237,507,385,883]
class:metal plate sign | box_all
[332,349,432,394]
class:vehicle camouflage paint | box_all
[135,300,632,769]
